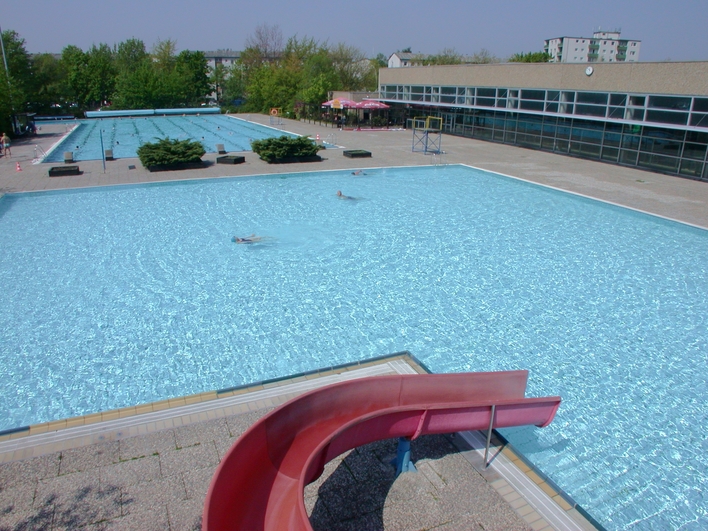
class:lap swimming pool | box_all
[41,114,289,162]
[0,165,706,529]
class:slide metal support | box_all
[484,404,496,468]
[392,437,417,476]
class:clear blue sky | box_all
[4,0,707,61]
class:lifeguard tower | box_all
[411,116,442,154]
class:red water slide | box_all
[203,371,561,531]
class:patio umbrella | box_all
[354,100,390,109]
[321,98,358,108]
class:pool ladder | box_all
[324,133,337,146]
[32,144,48,164]
[431,151,446,166]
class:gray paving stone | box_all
[59,441,120,475]
[304,454,355,494]
[33,474,122,530]
[100,455,161,488]
[224,409,269,438]
[159,442,219,477]
[0,453,61,489]
[100,504,170,531]
[166,496,202,531]
[0,504,55,531]
[0,477,36,517]
[173,418,231,449]
[382,486,450,531]
[121,474,187,511]
[212,435,237,461]
[345,445,396,483]
[181,466,215,502]
[119,430,176,461]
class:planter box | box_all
[343,150,372,158]
[217,155,245,165]
[145,161,206,172]
[265,155,322,164]
[49,165,81,177]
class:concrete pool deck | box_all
[2,115,707,530]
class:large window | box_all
[382,82,708,181]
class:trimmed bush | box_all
[137,137,206,168]
[251,135,323,163]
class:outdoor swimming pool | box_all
[42,114,289,162]
[0,165,706,529]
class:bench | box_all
[216,155,245,164]
[202,371,561,531]
[343,149,372,158]
[49,165,81,177]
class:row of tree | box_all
[395,47,551,65]
[0,24,549,134]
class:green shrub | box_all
[250,135,322,163]
[137,137,206,167]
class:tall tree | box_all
[84,44,116,107]
[152,39,177,71]
[509,51,551,63]
[175,50,209,105]
[469,48,501,64]
[330,43,373,91]
[28,53,67,114]
[115,38,149,72]
[0,29,32,125]
[425,48,463,66]
[244,24,284,62]
[61,45,90,107]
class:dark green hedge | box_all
[251,135,322,163]
[137,138,206,167]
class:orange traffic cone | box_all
[15,162,22,172]
[316,134,320,142]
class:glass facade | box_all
[380,84,708,181]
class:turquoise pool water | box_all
[43,115,289,162]
[0,165,706,529]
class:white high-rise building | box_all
[544,30,640,63]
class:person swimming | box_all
[232,233,263,244]
[351,170,366,175]
[337,190,355,200]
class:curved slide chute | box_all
[203,371,561,531]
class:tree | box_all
[244,24,284,63]
[84,44,116,107]
[209,63,228,104]
[425,48,463,66]
[469,48,501,64]
[372,53,388,68]
[175,50,209,105]
[509,51,551,63]
[115,38,149,72]
[330,43,374,91]
[112,59,159,109]
[28,53,67,114]
[152,39,177,71]
[0,29,32,126]
[61,45,90,108]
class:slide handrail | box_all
[203,371,561,531]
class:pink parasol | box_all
[355,100,390,109]
[321,98,359,108]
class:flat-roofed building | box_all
[545,30,640,63]
[378,61,708,181]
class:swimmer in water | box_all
[337,190,355,200]
[232,234,263,244]
[351,170,366,175]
